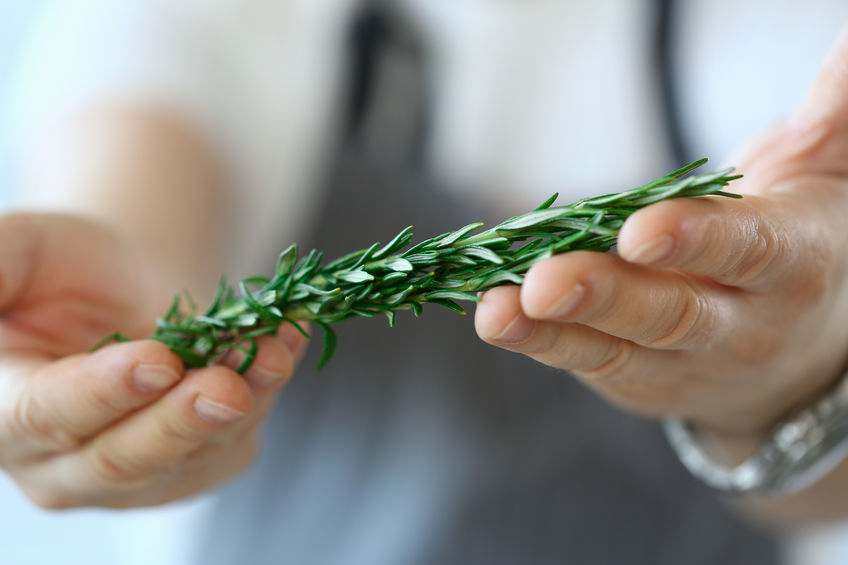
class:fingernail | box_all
[493,313,534,344]
[194,396,246,424]
[243,365,285,389]
[133,364,180,392]
[628,235,675,265]
[545,284,586,318]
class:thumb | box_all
[794,24,848,128]
[0,214,42,312]
[728,25,848,192]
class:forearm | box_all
[20,105,227,301]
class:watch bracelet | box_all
[663,373,848,495]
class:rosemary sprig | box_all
[95,158,741,371]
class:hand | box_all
[475,27,848,438]
[0,214,306,508]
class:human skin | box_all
[475,26,848,526]
[0,111,307,509]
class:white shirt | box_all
[4,2,848,564]
[10,0,846,275]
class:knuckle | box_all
[521,323,558,356]
[155,413,202,447]
[86,381,128,419]
[731,226,783,286]
[647,288,708,349]
[10,388,79,452]
[8,388,39,439]
[580,340,638,383]
[88,446,151,489]
[524,324,600,371]
[182,445,211,465]
[580,279,616,324]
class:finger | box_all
[43,424,265,509]
[795,24,848,130]
[39,365,252,498]
[93,426,263,509]
[0,341,184,456]
[723,27,848,193]
[278,321,310,362]
[220,323,307,390]
[617,194,820,292]
[212,325,306,443]
[476,285,705,425]
[773,24,848,178]
[476,286,641,375]
[475,286,535,345]
[518,251,735,350]
[15,420,265,511]
[475,284,699,410]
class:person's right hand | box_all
[0,213,305,509]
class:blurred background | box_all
[0,3,36,208]
[3,1,848,564]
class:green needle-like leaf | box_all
[94,159,742,372]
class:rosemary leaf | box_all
[94,159,742,372]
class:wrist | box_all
[693,351,848,438]
[665,359,848,495]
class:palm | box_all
[0,213,302,510]
[0,214,170,359]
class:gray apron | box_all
[194,6,779,563]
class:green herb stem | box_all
[94,158,742,372]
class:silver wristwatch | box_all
[663,375,848,495]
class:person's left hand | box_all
[475,26,848,438]
[0,214,306,509]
